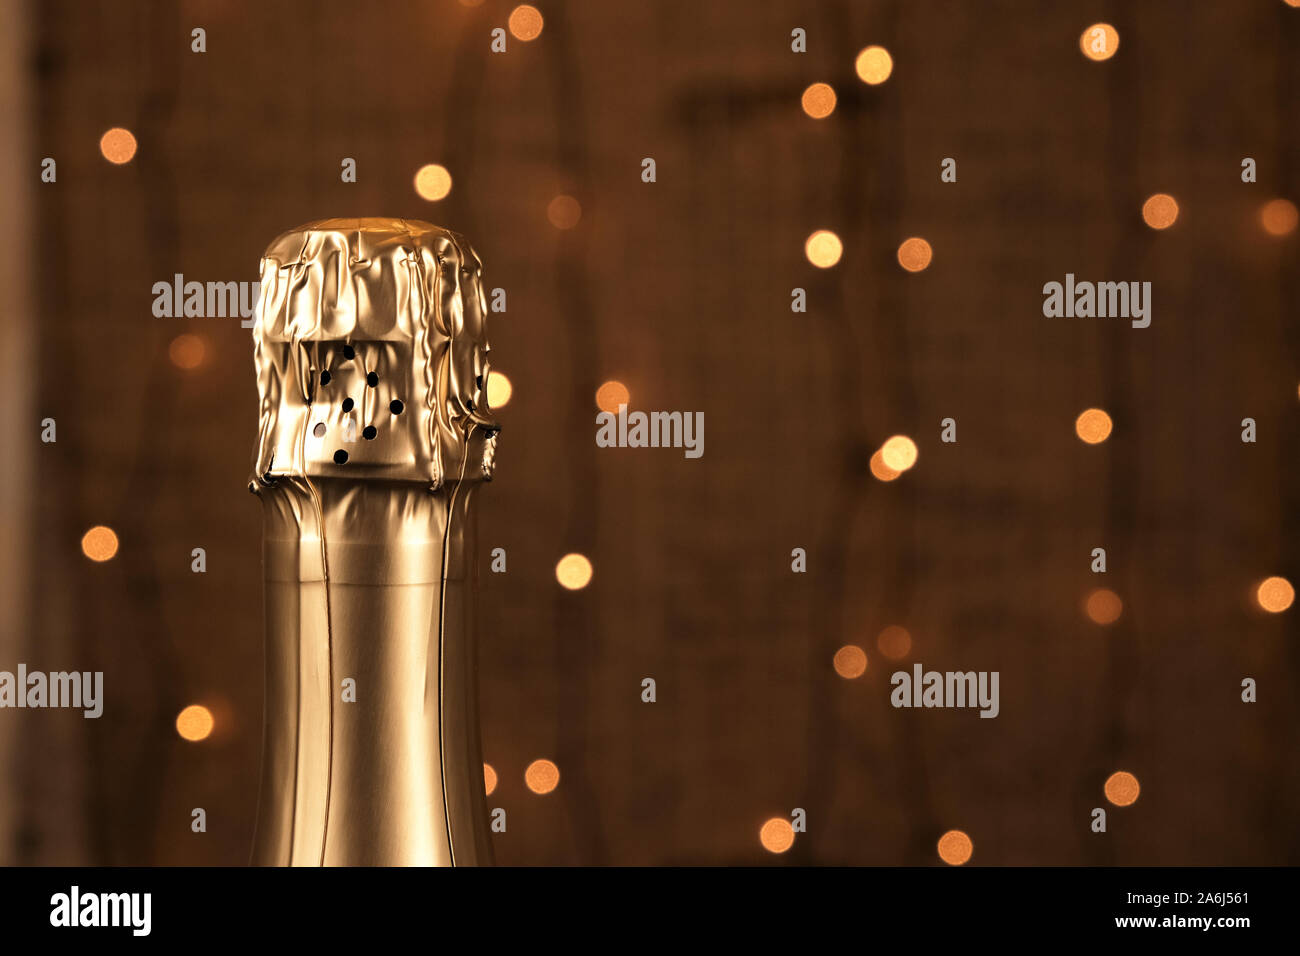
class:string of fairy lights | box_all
[75,7,1300,865]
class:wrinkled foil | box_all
[249,219,497,866]
[252,217,497,490]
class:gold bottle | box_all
[248,219,497,865]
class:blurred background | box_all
[0,0,1298,865]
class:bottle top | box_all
[251,218,498,490]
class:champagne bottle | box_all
[248,219,498,866]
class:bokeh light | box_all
[524,758,560,794]
[169,333,205,369]
[877,625,912,660]
[1104,771,1140,807]
[547,194,582,230]
[832,645,867,679]
[937,829,973,865]
[1256,576,1294,613]
[487,370,512,408]
[483,763,498,796]
[870,449,901,482]
[508,5,544,41]
[759,817,795,853]
[414,163,452,201]
[99,127,137,164]
[897,237,933,272]
[854,45,893,84]
[175,704,214,742]
[1079,23,1119,61]
[1085,588,1123,625]
[596,380,630,412]
[1142,193,1179,229]
[81,525,119,562]
[1075,408,1112,444]
[555,553,593,590]
[801,82,836,119]
[1260,198,1298,237]
[805,229,843,268]
[881,435,918,471]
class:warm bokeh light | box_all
[1256,576,1294,613]
[896,237,933,272]
[880,435,918,471]
[937,829,973,865]
[547,194,582,229]
[1142,193,1179,229]
[1260,198,1298,237]
[99,127,137,164]
[414,163,452,201]
[507,4,544,41]
[81,525,119,562]
[832,644,867,679]
[854,45,893,84]
[596,380,630,413]
[1075,408,1112,444]
[801,82,836,119]
[1079,23,1119,61]
[487,370,512,408]
[524,758,560,794]
[870,448,901,482]
[877,625,912,660]
[804,229,843,268]
[1085,588,1123,625]
[1104,771,1140,807]
[175,704,214,742]
[555,553,593,590]
[169,333,205,369]
[483,763,498,796]
[759,817,795,853]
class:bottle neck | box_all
[252,477,491,866]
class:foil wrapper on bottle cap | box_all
[251,217,498,490]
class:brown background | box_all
[1,0,1297,865]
